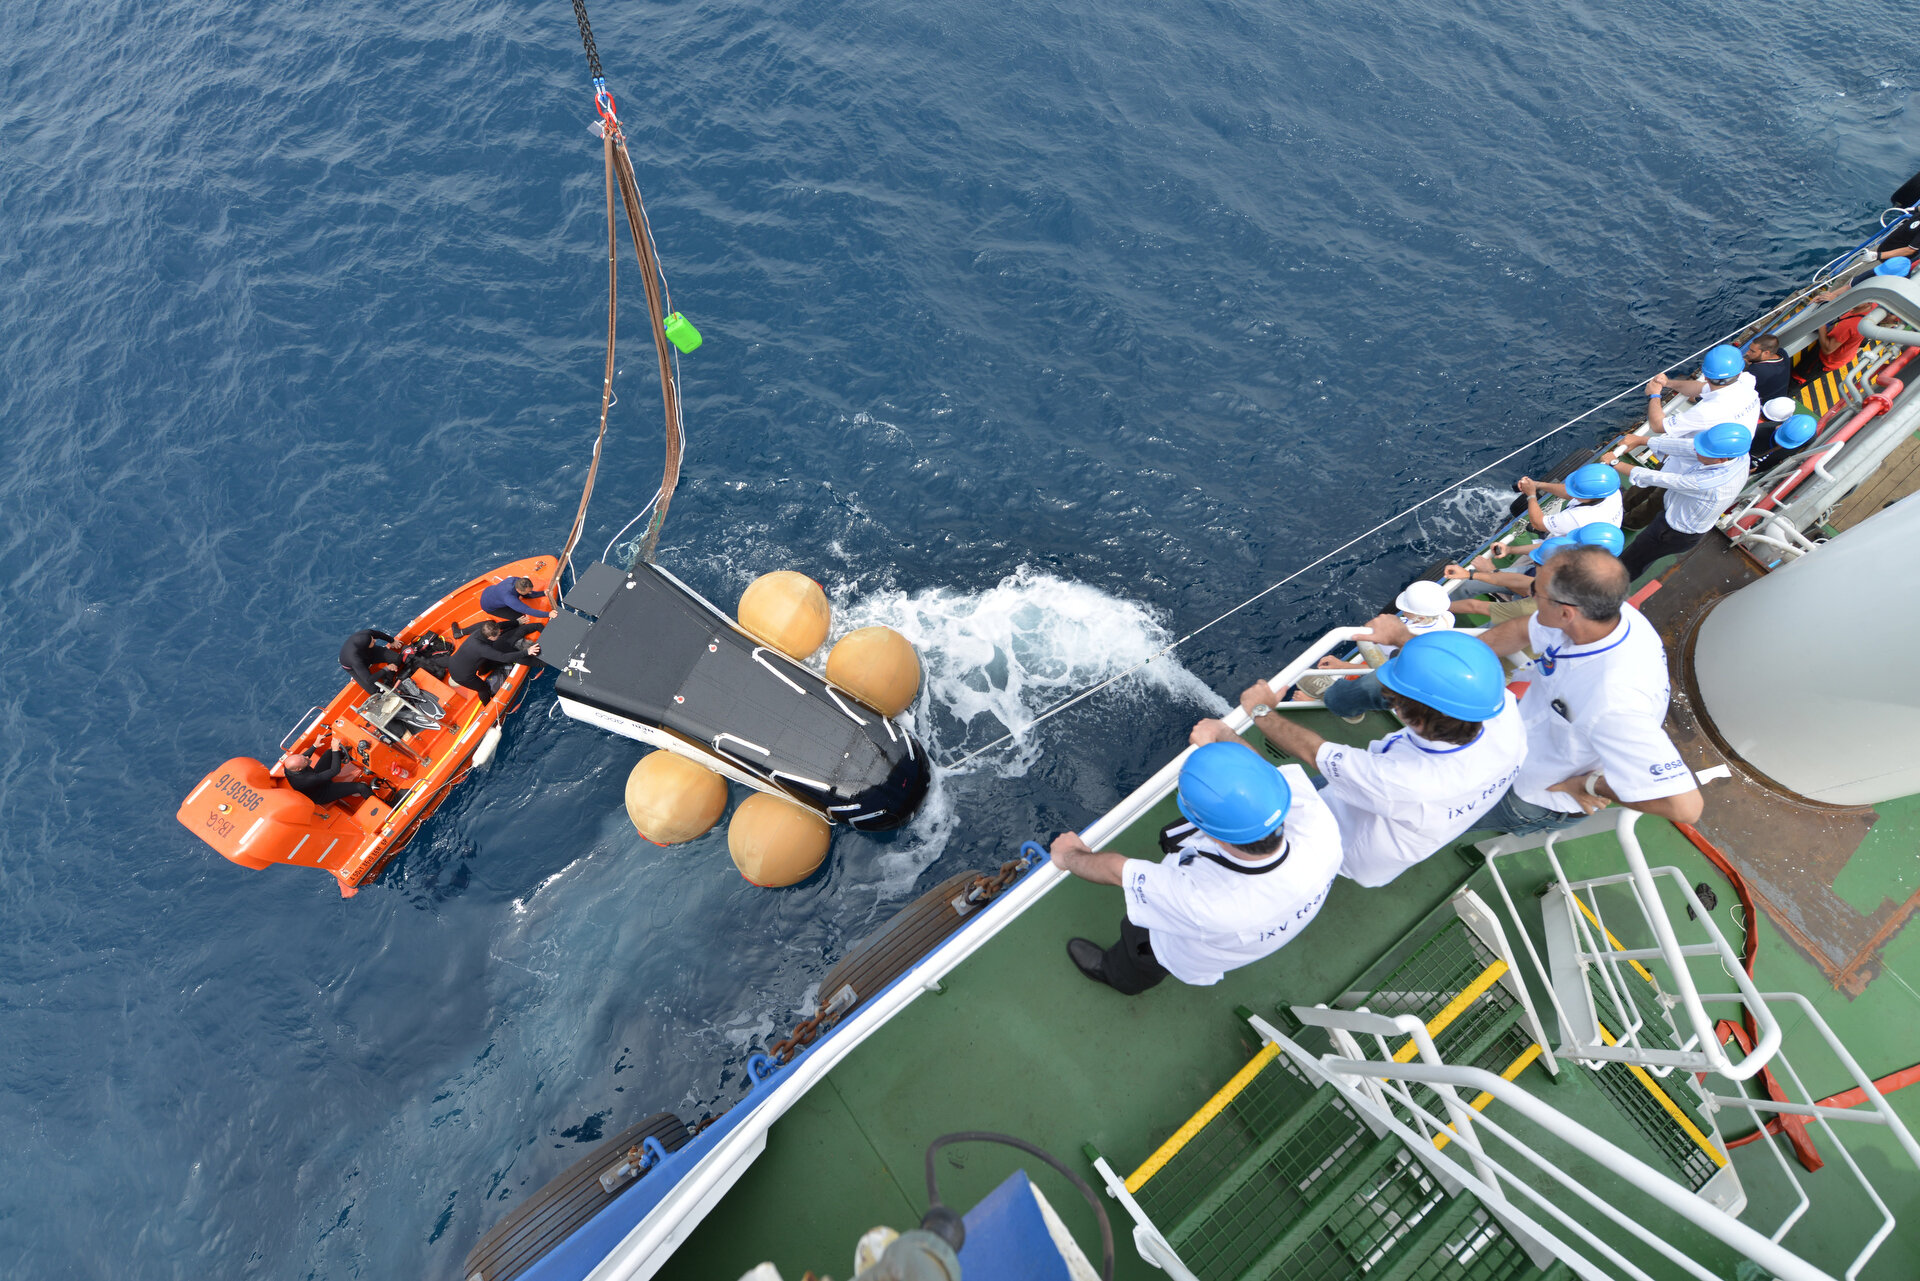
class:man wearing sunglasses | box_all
[1358,545,1703,838]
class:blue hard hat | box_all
[1377,631,1507,723]
[1571,523,1626,556]
[1694,421,1753,459]
[1774,412,1818,450]
[1177,742,1290,846]
[1529,535,1576,565]
[1701,344,1746,382]
[1564,464,1622,501]
[1874,257,1913,278]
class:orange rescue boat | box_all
[177,557,558,896]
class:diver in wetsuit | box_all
[340,628,408,697]
[448,620,541,704]
[479,577,552,624]
[279,740,377,807]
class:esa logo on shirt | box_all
[1649,759,1686,778]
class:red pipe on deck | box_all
[1735,347,1917,530]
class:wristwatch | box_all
[1248,703,1273,719]
[1584,770,1605,797]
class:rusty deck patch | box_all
[1640,535,1917,995]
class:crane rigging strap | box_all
[558,0,684,578]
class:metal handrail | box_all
[1269,1030,1837,1281]
[1579,811,1782,1079]
[1290,1006,1502,1193]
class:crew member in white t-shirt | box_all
[1357,545,1703,838]
[1624,344,1760,445]
[1050,742,1342,993]
[1198,631,1527,887]
[1515,464,1624,538]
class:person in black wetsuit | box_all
[278,740,377,807]
[340,628,408,697]
[449,620,541,704]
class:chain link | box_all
[569,0,605,82]
[766,858,1032,1064]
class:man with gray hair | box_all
[1359,546,1703,837]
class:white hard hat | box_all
[1763,397,1797,423]
[1396,580,1452,617]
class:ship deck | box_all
[669,690,1920,1280]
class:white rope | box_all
[941,282,1836,771]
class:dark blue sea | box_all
[4,0,1915,1275]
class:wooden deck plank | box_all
[1831,431,1920,531]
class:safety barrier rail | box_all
[1453,808,1920,1278]
[1256,1005,1916,1281]
[1482,810,1779,1080]
[1266,1015,1787,1281]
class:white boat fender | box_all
[472,724,502,768]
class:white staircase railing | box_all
[1457,808,1920,1277]
[1266,1004,1906,1281]
[1477,810,1777,1077]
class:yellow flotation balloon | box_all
[737,571,831,660]
[625,751,730,845]
[826,626,922,717]
[728,792,831,886]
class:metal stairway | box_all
[1087,911,1565,1281]
[1372,890,1731,1205]
[1091,1052,1560,1281]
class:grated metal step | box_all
[1232,1135,1410,1281]
[1123,1049,1557,1281]
[1588,985,1724,1193]
[1110,918,1568,1281]
[1554,897,1730,1196]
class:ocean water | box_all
[2,0,1915,1275]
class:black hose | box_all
[922,1130,1114,1281]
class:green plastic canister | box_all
[663,312,703,353]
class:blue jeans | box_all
[1322,671,1393,718]
[1481,787,1591,837]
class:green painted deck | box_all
[665,705,1920,1281]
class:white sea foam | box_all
[1423,483,1516,545]
[828,565,1225,775]
[812,567,1223,897]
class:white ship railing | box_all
[1456,808,1920,1278]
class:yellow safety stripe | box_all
[1568,896,1656,985]
[1125,1042,1282,1192]
[1800,369,1842,418]
[1392,960,1509,1063]
[1433,1042,1543,1152]
[1126,960,1518,1191]
[1596,1021,1728,1169]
